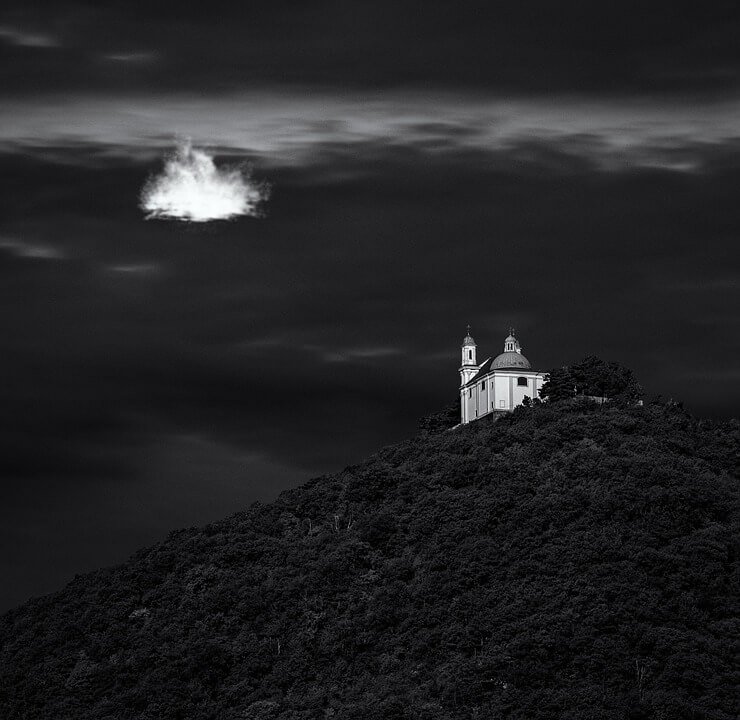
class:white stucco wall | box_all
[460,370,546,423]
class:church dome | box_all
[491,351,532,370]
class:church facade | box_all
[459,329,545,424]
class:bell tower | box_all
[459,325,478,386]
[503,327,522,354]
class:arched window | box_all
[468,350,472,360]
[517,377,528,387]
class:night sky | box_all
[1,2,739,611]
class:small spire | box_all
[466,324,472,335]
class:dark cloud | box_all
[1,2,740,95]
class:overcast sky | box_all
[1,1,739,611]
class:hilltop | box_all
[0,399,737,719]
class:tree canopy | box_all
[417,401,460,433]
[540,355,643,403]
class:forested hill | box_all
[1,400,738,720]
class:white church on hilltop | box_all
[460,328,546,424]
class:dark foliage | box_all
[418,402,461,434]
[541,356,643,404]
[1,401,738,719]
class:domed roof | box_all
[491,351,532,370]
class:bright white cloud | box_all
[140,140,267,222]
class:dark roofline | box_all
[464,357,492,386]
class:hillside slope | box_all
[1,400,738,720]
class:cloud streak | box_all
[0,25,58,48]
[0,237,64,260]
[102,52,156,64]
[1,93,738,175]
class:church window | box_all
[517,377,528,386]
[468,350,472,360]
[499,400,506,408]
[468,389,472,398]
[481,380,486,390]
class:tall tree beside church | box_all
[539,366,577,402]
[541,356,642,403]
